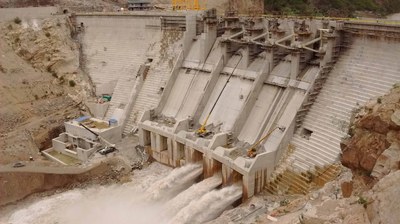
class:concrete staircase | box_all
[123,62,173,134]
[268,37,400,194]
[104,77,137,120]
[123,31,183,135]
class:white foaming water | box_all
[2,163,240,224]
[146,163,203,201]
[3,163,171,224]
[166,174,223,215]
[6,191,83,224]
[169,184,243,224]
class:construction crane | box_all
[172,0,205,11]
[79,123,117,155]
[247,126,286,158]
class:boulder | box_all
[371,143,400,180]
[343,204,371,224]
[341,181,353,198]
[367,171,400,224]
[391,110,400,126]
[302,198,370,224]
[358,115,391,135]
[341,131,390,173]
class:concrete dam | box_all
[72,9,400,207]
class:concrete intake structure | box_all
[138,10,343,199]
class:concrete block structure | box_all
[138,11,345,199]
[75,12,185,134]
[44,116,121,163]
[38,9,400,200]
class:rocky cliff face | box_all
[2,17,79,75]
[0,0,125,11]
[0,16,92,165]
[341,85,400,176]
[339,85,400,224]
[366,170,400,224]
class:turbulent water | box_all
[0,163,242,224]
[146,163,203,201]
[166,173,223,215]
[169,185,243,224]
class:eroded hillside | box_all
[0,16,92,164]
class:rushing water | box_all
[146,163,203,201]
[1,163,242,224]
[169,185,243,224]
[166,173,223,215]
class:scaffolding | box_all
[172,0,206,11]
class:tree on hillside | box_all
[265,0,398,17]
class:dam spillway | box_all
[1,5,400,223]
[13,6,398,213]
[134,12,400,198]
[70,10,400,199]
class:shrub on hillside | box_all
[14,17,21,24]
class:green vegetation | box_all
[13,17,21,24]
[357,196,369,208]
[264,0,400,17]
[51,72,58,78]
[68,80,76,87]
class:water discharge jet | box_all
[167,173,223,215]
[3,163,241,224]
[146,163,203,201]
[169,184,243,224]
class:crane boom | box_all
[79,123,116,148]
[196,52,243,136]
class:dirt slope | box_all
[0,0,125,12]
[0,16,91,165]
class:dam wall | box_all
[75,12,185,131]
[139,13,341,199]
[71,10,400,200]
[268,25,400,194]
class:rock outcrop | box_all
[341,85,400,175]
[371,143,400,179]
[366,170,400,224]
[2,17,79,75]
[339,86,400,224]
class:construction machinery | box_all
[79,123,117,155]
[172,0,205,11]
[247,126,286,158]
[196,52,243,137]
